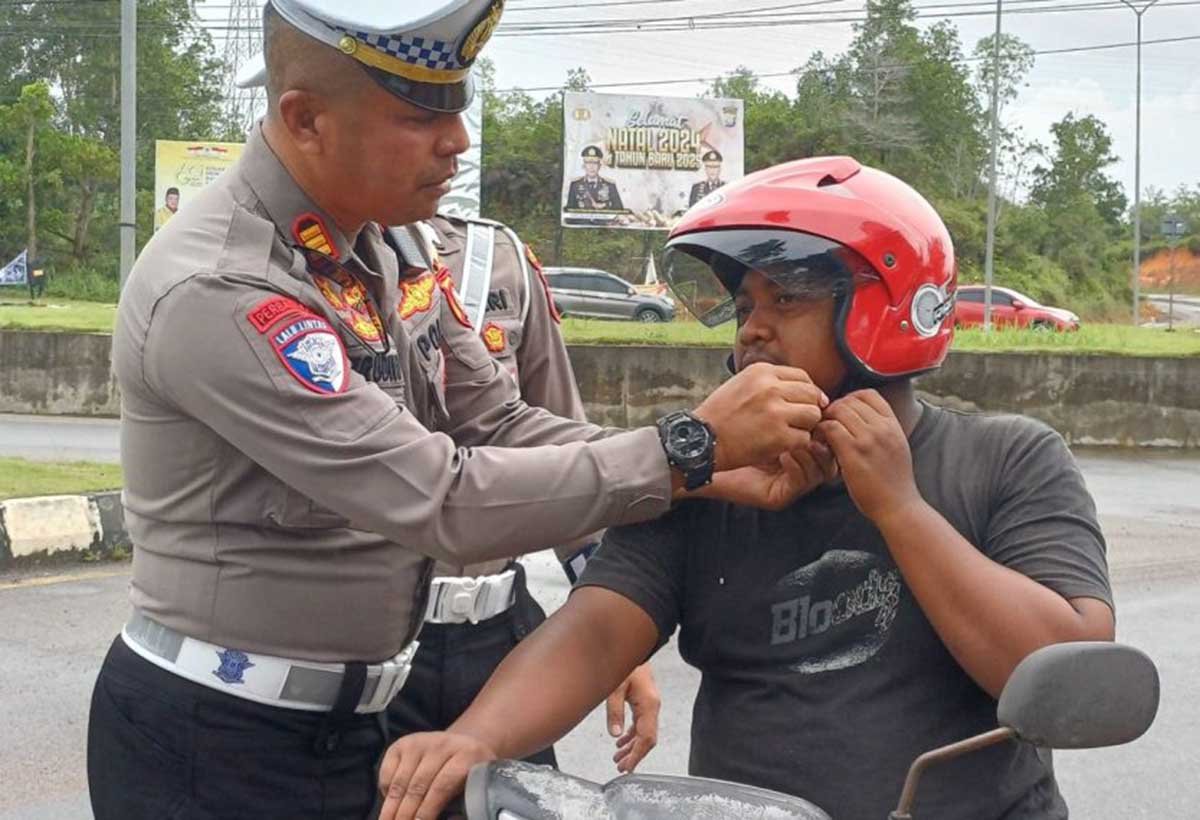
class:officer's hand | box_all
[607,663,661,774]
[694,363,828,472]
[698,437,838,511]
[378,731,496,820]
[816,390,920,525]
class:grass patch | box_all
[562,317,735,346]
[1,301,1196,357]
[0,458,123,501]
[563,317,1200,356]
[953,323,1200,356]
[0,298,117,333]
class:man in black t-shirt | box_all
[374,158,1115,820]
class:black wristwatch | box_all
[656,410,717,491]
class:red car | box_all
[953,285,1080,331]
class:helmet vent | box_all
[817,174,840,188]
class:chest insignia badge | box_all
[481,321,507,353]
[399,272,436,319]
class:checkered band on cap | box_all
[341,28,460,72]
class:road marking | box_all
[0,567,129,591]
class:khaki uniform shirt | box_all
[113,127,671,663]
[425,215,593,579]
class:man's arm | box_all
[149,277,824,566]
[819,391,1115,699]
[377,588,656,820]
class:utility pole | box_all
[119,0,136,290]
[982,0,1003,332]
[1161,215,1187,332]
[1120,0,1161,326]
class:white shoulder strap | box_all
[460,222,496,333]
[494,224,534,326]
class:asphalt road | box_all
[0,451,1197,819]
[1145,293,1200,327]
[0,415,120,464]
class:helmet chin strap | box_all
[726,349,880,403]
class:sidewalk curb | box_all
[0,490,126,562]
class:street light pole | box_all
[983,0,1003,333]
[1119,0,1161,326]
[119,0,137,291]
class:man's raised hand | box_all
[693,363,828,472]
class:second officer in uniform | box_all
[390,213,661,772]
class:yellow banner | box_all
[153,140,245,231]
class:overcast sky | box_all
[204,0,1199,204]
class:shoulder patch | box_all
[270,315,349,395]
[247,296,309,334]
[292,212,336,257]
[436,266,473,330]
[481,321,507,353]
[526,246,562,325]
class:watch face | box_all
[670,419,710,460]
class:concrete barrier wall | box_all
[0,330,119,416]
[0,490,126,561]
[3,330,1200,447]
[570,346,1200,448]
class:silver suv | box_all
[543,267,676,323]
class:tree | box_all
[843,0,923,167]
[792,52,853,158]
[973,34,1035,121]
[709,67,807,170]
[904,21,984,198]
[1030,113,1127,226]
[0,83,56,261]
[0,0,229,285]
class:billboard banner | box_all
[560,91,744,231]
[0,249,27,286]
[154,140,246,232]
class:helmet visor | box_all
[663,228,874,327]
[363,66,475,114]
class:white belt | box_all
[424,568,517,625]
[120,610,417,714]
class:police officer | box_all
[688,148,725,207]
[565,145,626,211]
[86,1,826,817]
[389,213,660,771]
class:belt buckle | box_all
[357,641,419,713]
[448,577,483,624]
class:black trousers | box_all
[386,564,557,767]
[88,636,387,820]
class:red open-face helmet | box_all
[664,156,956,381]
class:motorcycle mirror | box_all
[890,642,1159,820]
[997,641,1159,749]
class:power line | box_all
[488,32,1200,91]
[8,0,1198,36]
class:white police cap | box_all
[238,0,504,113]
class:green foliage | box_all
[0,0,229,294]
[44,262,121,303]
